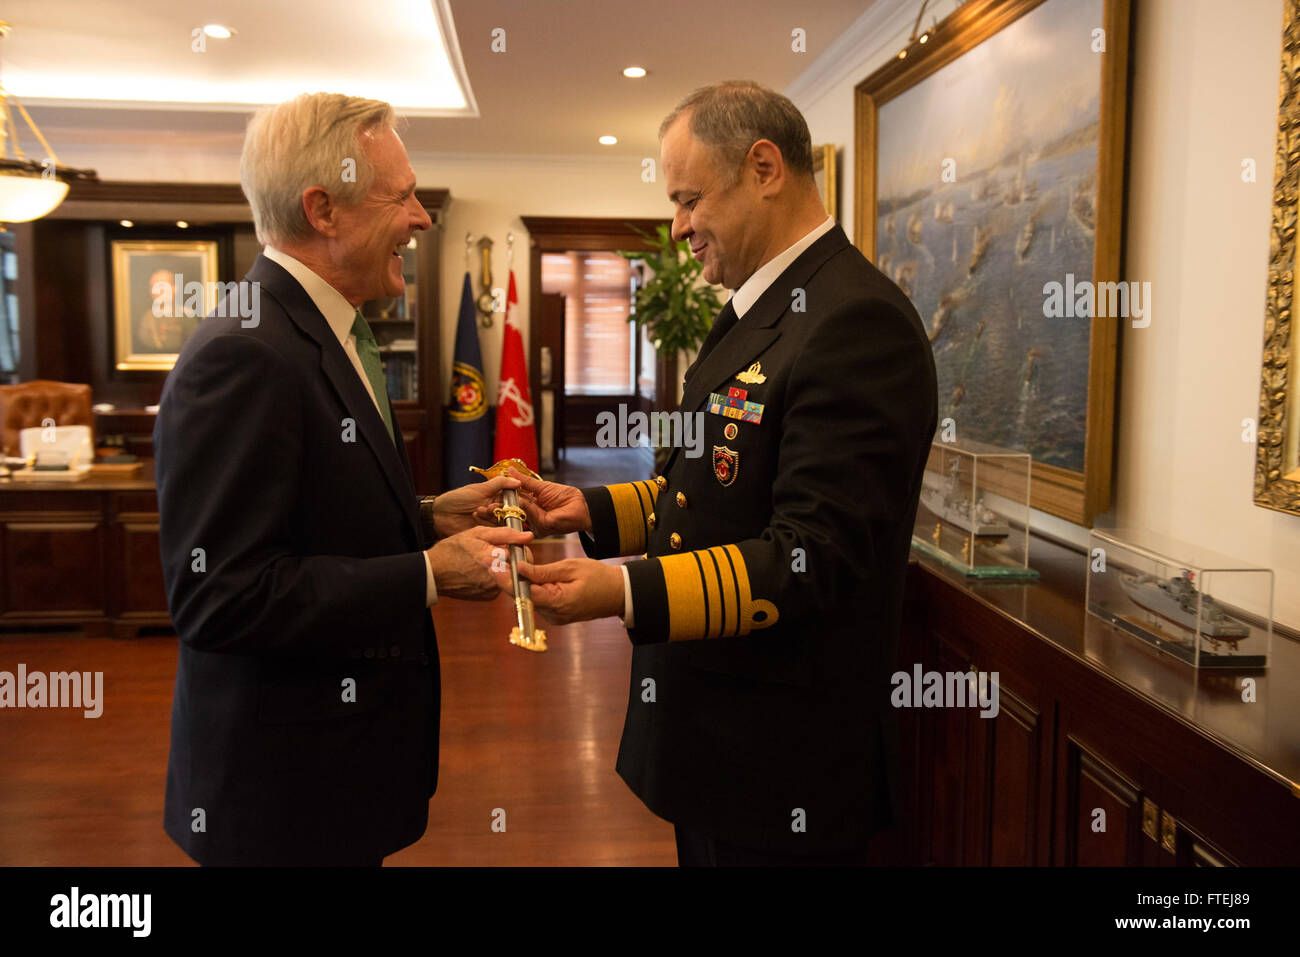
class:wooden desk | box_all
[900,536,1300,866]
[0,460,168,636]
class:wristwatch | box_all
[419,495,437,544]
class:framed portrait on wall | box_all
[111,239,220,371]
[855,0,1131,525]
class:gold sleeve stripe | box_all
[608,482,650,554]
[707,547,734,637]
[661,552,707,640]
[659,545,756,641]
[631,480,657,521]
[722,545,752,636]
[695,550,723,638]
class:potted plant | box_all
[620,223,724,471]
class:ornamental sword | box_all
[469,458,547,652]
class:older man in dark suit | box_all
[154,93,528,866]
[514,81,938,865]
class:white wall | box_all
[789,0,1300,629]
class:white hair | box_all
[240,92,396,246]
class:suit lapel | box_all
[662,226,851,476]
[246,255,420,538]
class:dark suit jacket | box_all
[154,254,439,865]
[581,225,937,854]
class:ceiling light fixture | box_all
[176,220,189,228]
[120,220,133,228]
[0,22,97,223]
[623,67,647,78]
[598,135,617,145]
[202,24,234,40]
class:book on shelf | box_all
[382,353,418,402]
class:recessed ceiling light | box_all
[919,33,929,44]
[623,67,647,78]
[202,24,234,39]
[120,220,133,227]
[176,220,189,229]
[598,135,618,146]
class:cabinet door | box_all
[1059,733,1148,866]
[0,509,106,620]
[974,682,1046,865]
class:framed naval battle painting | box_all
[854,0,1131,525]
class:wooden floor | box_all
[0,535,676,866]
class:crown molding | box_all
[786,0,962,110]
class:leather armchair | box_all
[0,380,93,457]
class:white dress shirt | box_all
[617,215,837,626]
[263,246,438,607]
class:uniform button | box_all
[390,645,402,658]
[670,532,682,550]
[675,492,687,508]
[363,648,375,659]
[655,475,668,491]
[647,511,656,530]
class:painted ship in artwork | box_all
[921,461,1011,538]
[1118,571,1250,640]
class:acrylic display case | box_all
[910,438,1037,579]
[1085,527,1273,670]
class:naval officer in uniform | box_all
[512,81,938,865]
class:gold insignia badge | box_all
[712,445,739,487]
[735,361,766,384]
[723,422,739,440]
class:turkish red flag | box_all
[493,271,539,470]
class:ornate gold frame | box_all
[111,239,219,371]
[854,0,1131,526]
[1255,0,1300,516]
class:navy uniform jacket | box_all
[154,254,438,865]
[581,226,937,854]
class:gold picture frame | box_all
[812,143,837,219]
[112,239,219,371]
[854,0,1131,526]
[1255,0,1300,516]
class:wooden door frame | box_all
[519,217,668,462]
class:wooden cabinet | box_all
[899,537,1300,866]
[0,468,168,635]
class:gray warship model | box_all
[1118,570,1249,640]
[920,461,1011,538]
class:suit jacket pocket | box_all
[256,662,394,724]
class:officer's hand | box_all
[428,525,532,601]
[481,469,590,538]
[518,558,624,625]
[435,475,522,538]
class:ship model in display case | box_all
[1086,528,1272,669]
[911,437,1037,579]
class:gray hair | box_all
[659,81,814,183]
[240,92,396,246]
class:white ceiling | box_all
[12,0,877,164]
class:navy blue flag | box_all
[443,272,491,489]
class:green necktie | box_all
[350,310,395,444]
